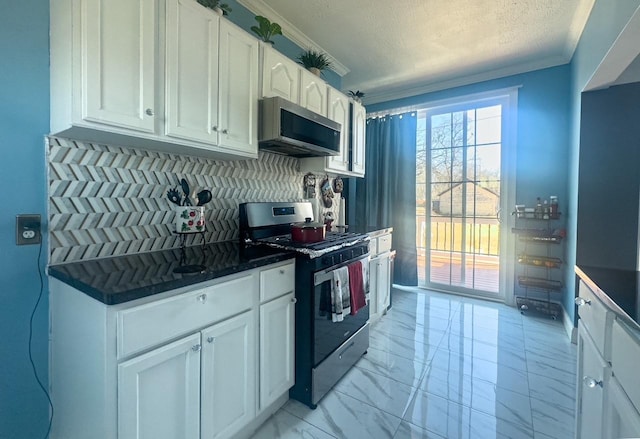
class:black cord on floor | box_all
[28,232,53,438]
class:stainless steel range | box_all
[239,201,370,409]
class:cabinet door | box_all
[82,0,156,133]
[299,69,327,116]
[377,253,391,313]
[201,311,256,439]
[606,376,640,439]
[165,0,220,144]
[368,255,380,320]
[218,19,259,155]
[260,292,295,409]
[261,44,300,102]
[576,323,609,439]
[118,333,201,439]
[351,101,366,177]
[326,89,351,173]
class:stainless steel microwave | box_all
[258,96,341,157]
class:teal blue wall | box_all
[0,1,51,437]
[567,0,640,324]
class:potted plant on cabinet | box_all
[348,90,365,103]
[250,16,283,45]
[197,0,231,16]
[297,49,333,77]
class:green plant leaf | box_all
[251,15,282,43]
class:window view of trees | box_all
[416,104,502,293]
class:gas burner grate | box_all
[257,232,367,251]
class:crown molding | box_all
[237,0,349,77]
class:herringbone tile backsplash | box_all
[47,137,304,264]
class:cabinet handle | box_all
[338,341,355,360]
[575,297,591,307]
[192,344,201,352]
[207,336,215,343]
[197,294,207,303]
[583,376,603,388]
[212,126,218,132]
[291,297,297,304]
[279,269,285,274]
[145,108,154,116]
[221,129,228,134]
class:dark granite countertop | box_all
[575,265,640,332]
[49,241,295,305]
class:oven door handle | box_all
[314,254,370,286]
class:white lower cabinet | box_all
[575,277,640,439]
[369,252,391,322]
[575,322,610,439]
[201,311,256,439]
[368,231,393,323]
[259,292,295,409]
[606,375,640,438]
[118,333,202,439]
[50,259,295,439]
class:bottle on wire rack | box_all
[550,196,559,219]
[535,197,543,219]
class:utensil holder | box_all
[175,206,205,233]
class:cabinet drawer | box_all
[377,234,392,254]
[577,281,613,361]
[118,274,255,358]
[612,319,640,410]
[260,260,295,303]
[369,237,378,256]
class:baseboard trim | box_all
[563,305,577,344]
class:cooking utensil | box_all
[291,217,326,243]
[191,186,200,206]
[167,187,182,206]
[196,189,212,206]
[180,178,192,206]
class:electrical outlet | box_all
[16,214,41,246]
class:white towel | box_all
[331,266,351,322]
[361,257,370,302]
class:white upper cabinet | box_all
[299,69,328,116]
[351,100,367,177]
[51,0,259,160]
[217,19,259,155]
[261,44,300,103]
[165,0,219,145]
[80,0,157,133]
[326,88,350,173]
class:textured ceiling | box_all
[239,0,595,103]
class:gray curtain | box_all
[355,112,418,286]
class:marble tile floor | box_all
[251,287,577,439]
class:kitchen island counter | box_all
[49,241,295,305]
[576,265,640,333]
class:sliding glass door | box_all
[416,93,516,300]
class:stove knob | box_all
[322,255,334,266]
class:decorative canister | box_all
[175,206,205,233]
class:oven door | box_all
[313,254,369,367]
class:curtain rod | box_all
[367,106,420,119]
[366,84,523,119]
